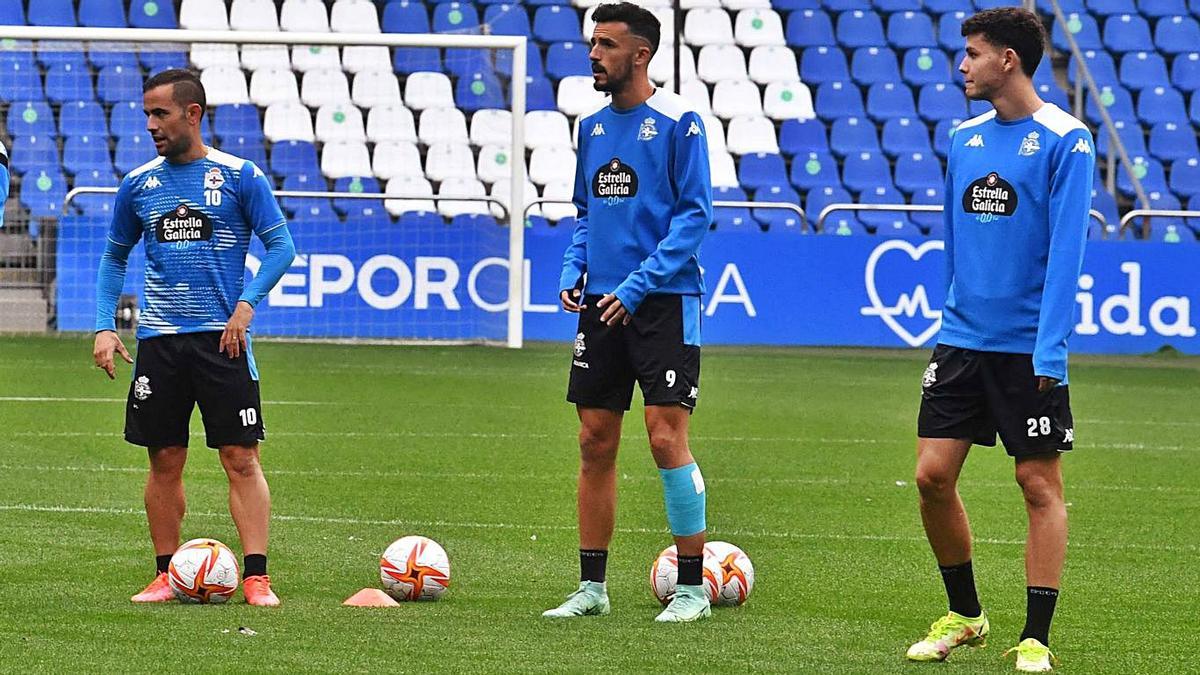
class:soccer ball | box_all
[705,541,755,606]
[380,536,451,601]
[649,545,722,605]
[167,538,240,604]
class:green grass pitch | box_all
[0,336,1196,672]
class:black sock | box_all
[1020,587,1059,646]
[677,555,703,586]
[579,549,607,583]
[939,560,982,617]
[155,554,172,575]
[244,554,267,578]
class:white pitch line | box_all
[0,396,327,405]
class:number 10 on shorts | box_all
[239,408,258,426]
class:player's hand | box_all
[596,294,631,326]
[1036,376,1060,393]
[93,330,132,380]
[220,301,254,359]
[560,289,587,313]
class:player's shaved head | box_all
[143,68,207,117]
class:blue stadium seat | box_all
[28,0,76,26]
[881,117,932,157]
[1037,83,1070,110]
[45,62,95,105]
[1187,193,1200,234]
[779,118,830,156]
[830,117,880,158]
[1149,121,1199,162]
[712,203,758,230]
[129,0,177,28]
[483,4,532,36]
[1051,13,1102,52]
[292,203,338,223]
[526,0,572,6]
[806,185,852,224]
[887,12,936,49]
[1136,85,1187,126]
[1090,187,1120,236]
[867,82,917,120]
[858,185,912,230]
[110,100,146,140]
[394,48,442,75]
[851,46,900,85]
[281,173,333,217]
[72,168,119,217]
[444,48,492,78]
[59,101,107,137]
[973,0,1010,9]
[0,0,24,24]
[1095,119,1148,158]
[790,151,842,192]
[1087,0,1137,15]
[63,134,113,176]
[20,169,68,218]
[10,134,59,175]
[270,140,321,179]
[1084,85,1136,125]
[214,104,263,142]
[1117,155,1168,196]
[0,47,35,72]
[910,185,944,234]
[398,211,446,231]
[823,212,870,235]
[938,11,969,52]
[383,0,430,32]
[932,117,964,158]
[1119,51,1169,90]
[90,44,139,69]
[826,0,872,11]
[918,83,967,122]
[6,101,55,138]
[815,81,866,121]
[1140,0,1189,16]
[837,10,887,48]
[533,6,579,42]
[1158,15,1200,54]
[1104,14,1153,53]
[1068,50,1119,87]
[1169,157,1200,197]
[512,75,557,111]
[774,0,822,9]
[894,152,944,195]
[902,48,951,86]
[738,153,789,191]
[713,185,747,203]
[752,184,804,231]
[1138,191,1187,239]
[0,60,44,103]
[1171,51,1200,92]
[219,135,268,170]
[114,134,155,175]
[97,65,142,105]
[786,10,836,48]
[495,42,544,79]
[800,47,850,84]
[1038,0,1088,13]
[875,0,922,11]
[140,49,187,74]
[79,0,127,27]
[842,151,892,194]
[456,71,506,112]
[546,42,590,80]
[967,99,992,116]
[433,2,481,34]
[348,204,393,226]
[333,176,384,215]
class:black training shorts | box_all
[917,344,1074,457]
[125,332,265,449]
[567,294,701,412]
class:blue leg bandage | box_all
[659,462,706,537]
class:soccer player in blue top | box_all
[904,10,1094,672]
[541,2,714,624]
[91,70,296,607]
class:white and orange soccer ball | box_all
[167,538,240,604]
[380,536,451,601]
[705,541,755,606]
[649,545,722,605]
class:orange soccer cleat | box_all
[131,572,176,603]
[243,575,280,607]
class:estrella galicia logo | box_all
[962,172,1018,220]
[156,203,212,243]
[592,157,638,204]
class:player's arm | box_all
[222,162,297,358]
[559,129,590,313]
[1034,129,1095,387]
[607,112,712,320]
[93,179,142,379]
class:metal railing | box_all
[523,198,810,231]
[816,202,1110,235]
[1119,208,1200,239]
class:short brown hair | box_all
[143,68,207,117]
[592,2,661,57]
[961,7,1046,78]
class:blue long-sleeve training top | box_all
[559,88,713,313]
[94,148,296,339]
[940,103,1095,383]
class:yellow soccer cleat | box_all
[1004,638,1058,672]
[906,611,989,662]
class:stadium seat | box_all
[837,10,886,48]
[315,103,367,143]
[815,81,865,121]
[747,46,798,84]
[7,101,56,138]
[1141,0,1189,15]
[263,101,315,142]
[1104,14,1153,53]
[918,83,967,122]
[830,117,880,158]
[679,79,713,116]
[852,47,901,85]
[752,184,804,232]
[876,0,922,10]
[109,100,145,140]
[888,12,936,49]
[59,101,107,138]
[438,48,490,80]
[806,186,858,232]
[72,168,119,216]
[367,105,417,144]
[180,0,229,29]
[219,135,268,170]
[701,114,729,156]
[488,178,540,220]
[476,144,518,184]
[712,202,758,230]
[1168,157,1200,197]
[115,134,155,175]
[372,141,423,180]
[902,48,952,87]
[271,140,321,178]
[45,62,94,105]
[79,0,127,27]
[1149,121,1199,163]
[910,185,944,234]
[418,107,470,145]
[713,185,747,202]
[857,184,912,230]
[894,152,943,195]
[201,67,250,106]
[933,118,965,158]
[779,118,829,156]
[786,9,835,47]
[301,69,351,107]
[382,0,430,33]
[403,72,454,111]
[533,6,580,42]
[35,41,86,71]
[352,69,403,109]
[455,71,506,113]
[1119,51,1170,91]
[1171,51,1200,92]
[734,9,786,46]
[241,46,291,73]
[322,142,373,179]
[826,0,872,10]
[763,81,815,120]
[737,152,788,190]
[867,82,917,120]
[1088,0,1137,14]
[842,151,893,194]
[1136,85,1187,126]
[1116,155,1168,196]
[1051,13,1102,52]
[437,177,491,218]
[799,47,849,84]
[0,0,23,25]
[191,44,240,71]
[698,45,749,83]
[28,0,76,26]
[484,4,532,37]
[1187,194,1200,234]
[141,49,188,74]
[875,218,925,238]
[63,134,113,177]
[433,2,481,33]
[525,110,572,149]
[496,42,545,80]
[248,68,298,107]
[129,0,177,28]
[20,169,68,218]
[529,146,577,186]
[346,203,391,225]
[230,0,279,30]
[521,75,559,112]
[938,11,969,52]
[279,173,329,216]
[1095,118,1149,158]
[10,135,60,176]
[546,42,591,80]
[423,142,476,183]
[649,45,696,85]
[710,151,740,188]
[540,180,576,222]
[1085,85,1136,125]
[281,0,331,32]
[685,8,736,45]
[331,0,381,33]
[468,109,511,147]
[789,151,842,192]
[89,43,138,70]
[1156,15,1200,54]
[393,48,442,75]
[712,80,764,118]
[1069,50,1119,87]
[343,47,392,75]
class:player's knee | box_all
[1016,470,1061,510]
[579,425,618,461]
[148,446,186,479]
[915,465,956,499]
[219,447,262,480]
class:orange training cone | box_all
[342,588,401,607]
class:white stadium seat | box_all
[490,179,541,220]
[709,150,739,187]
[201,67,250,106]
[424,143,477,183]
[301,68,351,107]
[529,145,577,186]
[263,101,315,142]
[385,175,436,216]
[748,45,798,84]
[711,79,762,118]
[540,180,577,222]
[331,0,382,33]
[405,72,455,111]
[191,43,240,70]
[230,0,279,31]
[281,0,330,32]
[241,45,291,72]
[697,45,748,84]
[681,0,721,9]
[292,44,341,72]
[315,103,367,143]
[351,69,403,109]
[734,9,785,46]
[702,113,729,155]
[249,68,299,107]
[321,141,372,178]
[525,110,572,149]
[726,115,779,154]
[367,105,417,144]
[681,79,713,117]
[724,0,772,8]
[343,46,391,75]
[418,107,469,145]
[477,144,517,185]
[763,81,815,120]
[180,0,229,29]
[684,8,735,46]
[649,45,695,85]
[437,177,490,218]
[372,141,423,180]
[469,109,511,146]
[556,76,608,118]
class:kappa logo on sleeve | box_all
[1071,137,1092,154]
[686,121,703,137]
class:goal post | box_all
[0,25,528,347]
